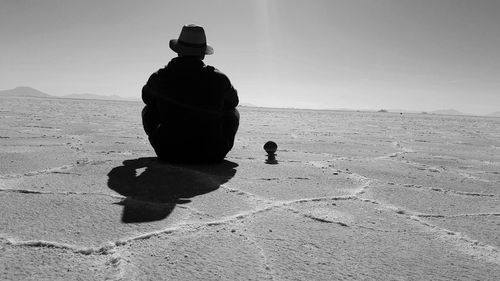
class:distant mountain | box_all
[486,111,500,117]
[0,87,138,102]
[62,93,138,101]
[0,86,53,98]
[429,109,467,116]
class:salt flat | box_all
[0,96,499,280]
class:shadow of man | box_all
[107,157,238,223]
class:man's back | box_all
[143,57,238,124]
[142,56,239,162]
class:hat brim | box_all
[169,39,214,56]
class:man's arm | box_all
[214,69,238,110]
[142,71,161,105]
[223,85,239,110]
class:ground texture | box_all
[1,97,499,280]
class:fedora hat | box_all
[169,24,214,56]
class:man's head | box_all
[170,24,213,57]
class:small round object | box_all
[264,141,278,154]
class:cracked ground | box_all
[1,97,499,280]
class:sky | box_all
[1,0,500,114]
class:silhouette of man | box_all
[142,24,239,163]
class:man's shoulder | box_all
[205,65,231,83]
[207,65,225,76]
[146,66,169,83]
[148,66,166,77]
[155,66,169,76]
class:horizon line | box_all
[1,86,498,117]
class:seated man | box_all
[141,24,239,163]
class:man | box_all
[142,24,239,163]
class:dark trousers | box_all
[142,105,239,163]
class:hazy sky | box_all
[1,0,499,114]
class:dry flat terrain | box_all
[1,97,499,280]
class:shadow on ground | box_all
[107,157,238,223]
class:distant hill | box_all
[0,87,139,102]
[429,109,467,116]
[0,86,53,98]
[62,93,138,101]
[486,111,500,117]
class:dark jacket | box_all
[142,57,239,162]
[142,57,238,112]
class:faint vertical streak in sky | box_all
[254,0,275,90]
[255,0,272,49]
